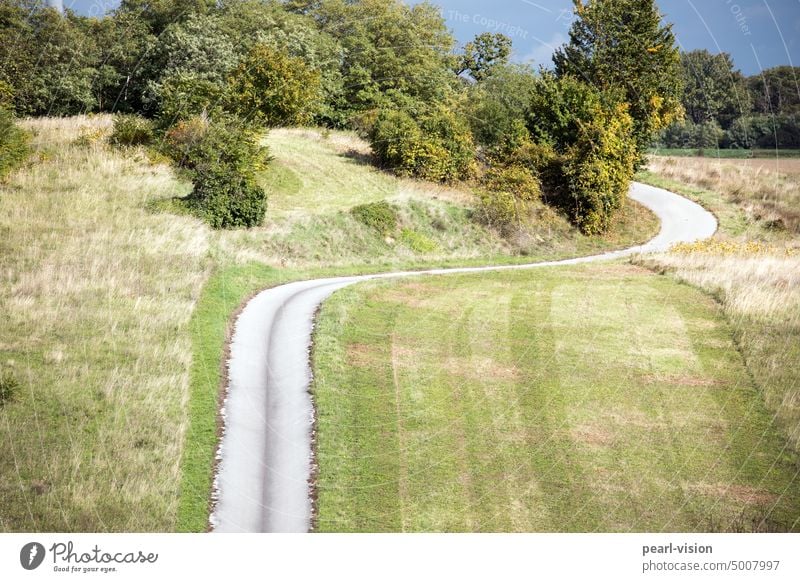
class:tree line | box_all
[1,0,686,233]
[662,50,800,150]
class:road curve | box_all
[210,182,717,533]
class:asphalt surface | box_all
[211,182,718,533]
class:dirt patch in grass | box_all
[686,483,779,505]
[571,424,616,447]
[642,373,724,387]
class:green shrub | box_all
[156,74,227,126]
[189,172,267,229]
[109,115,154,147]
[522,75,638,234]
[562,102,638,234]
[369,107,475,182]
[659,119,725,149]
[0,370,19,407]
[400,228,437,253]
[161,114,269,180]
[351,201,398,234]
[162,114,270,229]
[227,43,322,127]
[0,106,29,179]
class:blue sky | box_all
[61,0,800,76]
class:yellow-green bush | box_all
[350,200,398,234]
[109,114,155,147]
[227,43,322,127]
[369,107,475,182]
[476,163,542,233]
[562,102,637,234]
[522,74,638,234]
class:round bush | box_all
[109,115,154,147]
[191,172,267,229]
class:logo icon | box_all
[20,542,46,570]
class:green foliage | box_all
[227,43,322,127]
[0,5,100,116]
[457,32,512,82]
[680,50,750,129]
[157,73,227,125]
[554,0,684,165]
[217,0,346,126]
[309,0,457,115]
[399,228,437,253]
[520,74,638,233]
[88,10,157,113]
[0,369,19,407]
[143,13,237,119]
[109,114,154,147]
[350,200,398,234]
[562,102,638,234]
[749,66,800,116]
[162,114,268,179]
[477,161,542,233]
[726,114,800,149]
[0,106,29,179]
[118,0,216,36]
[468,64,538,149]
[659,119,725,149]
[189,171,267,229]
[526,73,608,149]
[369,107,475,182]
[162,114,270,228]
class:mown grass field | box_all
[311,264,800,532]
[0,116,660,532]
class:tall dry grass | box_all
[0,115,211,531]
[647,156,800,233]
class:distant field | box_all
[643,156,800,234]
[650,148,800,159]
[312,264,800,532]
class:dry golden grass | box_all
[0,115,211,531]
[647,156,800,233]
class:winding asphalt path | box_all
[211,182,717,533]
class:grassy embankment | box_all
[311,264,800,531]
[0,116,658,532]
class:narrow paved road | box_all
[211,182,717,533]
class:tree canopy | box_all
[554,0,684,164]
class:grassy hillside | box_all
[0,116,211,531]
[311,264,800,531]
[0,116,660,532]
